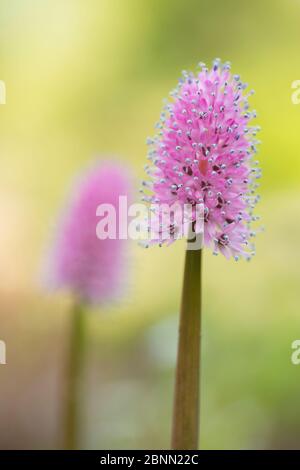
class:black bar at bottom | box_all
[0,449,298,466]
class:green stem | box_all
[171,247,202,450]
[64,301,86,450]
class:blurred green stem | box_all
[64,301,85,450]
[171,247,202,450]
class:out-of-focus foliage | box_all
[0,0,300,449]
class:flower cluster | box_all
[45,162,131,305]
[142,59,261,259]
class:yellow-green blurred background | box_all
[0,0,300,449]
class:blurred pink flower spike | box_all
[46,161,132,306]
[44,160,132,450]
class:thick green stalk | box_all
[171,247,202,450]
[64,301,86,450]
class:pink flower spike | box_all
[45,161,132,305]
[142,59,261,260]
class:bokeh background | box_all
[0,0,300,449]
